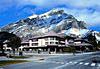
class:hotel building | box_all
[21,31,67,53]
[20,31,93,53]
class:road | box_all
[1,52,100,69]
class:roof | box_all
[74,38,82,41]
[31,35,42,39]
[58,32,66,37]
[74,38,89,43]
[30,31,62,39]
[44,31,61,37]
[68,43,92,46]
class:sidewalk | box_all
[23,51,100,56]
[0,51,99,61]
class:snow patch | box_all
[28,14,38,19]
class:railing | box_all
[31,41,38,43]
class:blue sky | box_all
[0,0,100,31]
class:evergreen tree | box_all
[87,32,97,50]
[0,31,21,56]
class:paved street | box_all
[0,52,100,69]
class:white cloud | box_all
[66,0,100,8]
[0,0,100,27]
[59,8,100,26]
[15,0,100,26]
[17,0,100,8]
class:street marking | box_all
[91,63,96,66]
[73,62,78,64]
[79,62,83,65]
[84,63,89,65]
[56,62,61,64]
[54,63,68,69]
[38,61,65,64]
[69,61,72,63]
[98,64,100,67]
[65,62,69,64]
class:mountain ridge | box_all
[1,8,99,41]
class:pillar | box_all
[29,40,32,47]
[54,48,57,53]
[48,48,50,54]
[60,48,62,53]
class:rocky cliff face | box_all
[0,9,87,40]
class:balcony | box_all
[30,46,38,47]
[31,41,38,43]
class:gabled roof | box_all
[44,31,60,37]
[30,31,63,39]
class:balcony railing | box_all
[31,41,38,43]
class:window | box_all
[50,37,55,40]
[68,39,74,44]
[45,38,48,41]
[32,43,38,46]
[50,42,54,44]
[45,42,48,45]
[56,42,58,44]
[32,39,38,42]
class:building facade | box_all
[22,31,67,53]
[19,31,94,53]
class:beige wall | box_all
[38,39,45,46]
[29,37,65,47]
[29,40,32,47]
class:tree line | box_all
[0,31,21,56]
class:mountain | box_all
[93,31,100,42]
[0,8,95,41]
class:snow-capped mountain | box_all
[93,31,100,42]
[1,8,99,41]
